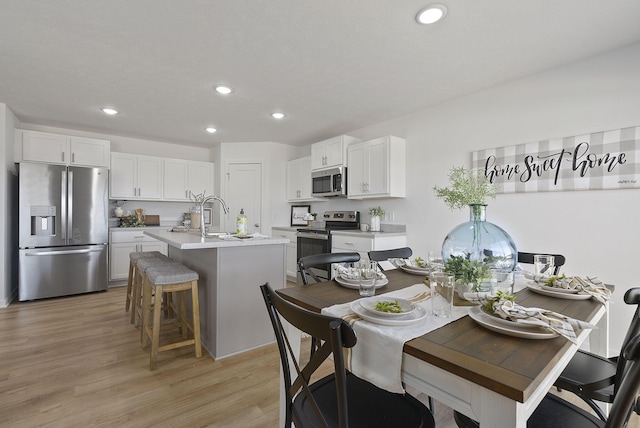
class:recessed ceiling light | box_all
[416,4,447,24]
[215,85,233,95]
[101,107,118,115]
[271,112,285,119]
[205,127,217,134]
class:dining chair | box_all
[453,333,640,428]
[368,247,413,266]
[298,252,361,285]
[260,283,436,428]
[553,287,640,420]
[517,251,567,275]
[298,252,360,356]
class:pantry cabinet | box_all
[347,135,406,199]
[311,135,360,170]
[163,159,214,201]
[110,152,163,200]
[109,229,168,281]
[19,130,110,167]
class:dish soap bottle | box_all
[236,208,248,235]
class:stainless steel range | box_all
[296,210,360,283]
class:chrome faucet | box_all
[201,195,230,238]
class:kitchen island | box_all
[144,230,289,359]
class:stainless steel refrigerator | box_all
[18,163,109,301]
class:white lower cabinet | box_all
[272,228,298,281]
[331,232,407,276]
[109,230,168,281]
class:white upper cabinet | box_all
[347,135,406,199]
[286,156,317,202]
[311,135,360,170]
[20,130,110,167]
[110,152,162,200]
[163,159,214,201]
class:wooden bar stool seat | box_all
[141,264,202,370]
[133,255,180,329]
[126,251,164,322]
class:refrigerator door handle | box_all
[24,248,102,256]
[67,169,73,242]
[61,170,67,240]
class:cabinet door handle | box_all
[71,153,75,163]
[62,152,65,163]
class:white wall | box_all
[0,104,17,307]
[317,42,640,355]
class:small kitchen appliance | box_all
[311,167,347,197]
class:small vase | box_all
[441,204,517,292]
[370,216,381,232]
[114,206,124,217]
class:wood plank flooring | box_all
[0,286,635,427]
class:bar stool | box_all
[126,251,164,322]
[141,264,202,370]
[133,255,180,330]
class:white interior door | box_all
[224,163,262,234]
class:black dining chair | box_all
[298,252,360,356]
[368,247,413,265]
[298,252,361,285]
[260,283,436,428]
[553,287,640,421]
[454,333,640,428]
[517,251,567,275]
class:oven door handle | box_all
[296,232,329,240]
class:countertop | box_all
[329,229,406,238]
[144,229,289,250]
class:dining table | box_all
[276,268,610,427]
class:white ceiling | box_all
[2,1,640,148]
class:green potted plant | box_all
[432,166,496,210]
[368,206,385,231]
[433,166,517,295]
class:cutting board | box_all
[144,215,160,226]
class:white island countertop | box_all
[144,229,289,250]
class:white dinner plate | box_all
[479,307,542,329]
[350,299,428,326]
[399,265,430,276]
[469,307,558,339]
[359,297,417,318]
[526,282,592,300]
[335,275,388,290]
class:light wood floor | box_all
[0,286,635,427]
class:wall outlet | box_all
[388,211,395,222]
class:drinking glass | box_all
[534,255,555,276]
[358,261,377,297]
[429,272,455,317]
[489,269,515,295]
[427,250,444,271]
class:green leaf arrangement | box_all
[433,166,496,211]
[369,206,385,217]
[444,253,491,291]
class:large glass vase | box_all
[441,204,517,291]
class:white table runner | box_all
[321,283,469,394]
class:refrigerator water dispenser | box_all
[30,205,56,236]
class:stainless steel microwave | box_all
[311,167,347,197]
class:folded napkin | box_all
[335,265,386,280]
[524,271,612,304]
[464,292,596,343]
[322,284,467,394]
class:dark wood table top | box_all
[277,269,607,402]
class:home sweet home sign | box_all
[471,126,640,194]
